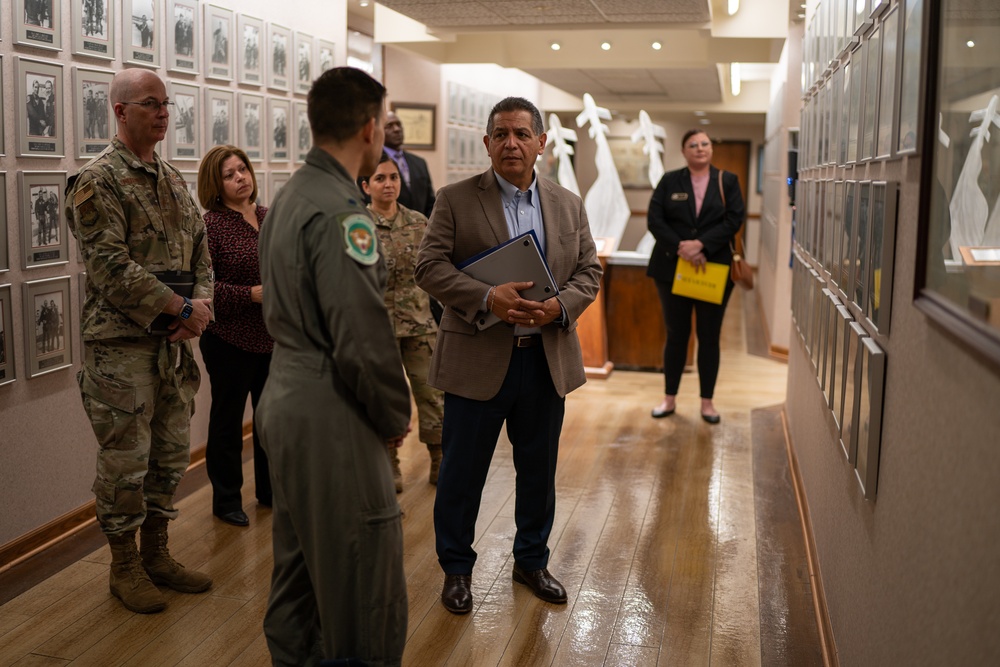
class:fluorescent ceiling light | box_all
[731,62,741,96]
[728,0,739,15]
[694,110,706,117]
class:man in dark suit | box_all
[384,111,436,217]
[415,96,602,615]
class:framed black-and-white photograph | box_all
[866,181,898,334]
[72,0,114,59]
[255,171,267,207]
[203,4,233,81]
[177,171,201,211]
[826,298,845,418]
[168,81,200,160]
[205,87,234,147]
[317,39,335,75]
[854,336,885,500]
[896,0,921,153]
[875,6,898,159]
[853,181,872,314]
[20,172,68,270]
[73,67,114,159]
[839,60,850,165]
[22,276,73,379]
[268,23,291,91]
[832,180,845,286]
[811,274,826,371]
[839,320,865,463]
[14,0,62,51]
[0,173,7,273]
[15,57,64,158]
[269,171,291,203]
[294,32,314,94]
[836,180,857,292]
[847,45,862,163]
[125,0,160,68]
[268,97,290,161]
[237,14,264,86]
[167,0,199,74]
[293,101,311,163]
[860,25,881,161]
[0,56,5,157]
[239,92,264,161]
[0,283,15,387]
[817,288,834,389]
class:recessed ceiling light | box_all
[651,41,662,50]
[551,42,561,51]
[360,0,369,6]
[967,40,975,48]
[699,118,711,125]
[694,110,706,117]
[601,41,612,51]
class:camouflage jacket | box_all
[66,137,213,341]
[369,203,438,338]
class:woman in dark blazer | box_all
[646,129,745,423]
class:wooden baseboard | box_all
[584,361,614,379]
[753,286,790,363]
[780,407,839,667]
[769,344,790,360]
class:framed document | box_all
[0,283,15,387]
[73,67,114,159]
[125,0,161,68]
[267,23,291,91]
[205,87,234,147]
[268,98,290,162]
[391,103,436,151]
[15,57,64,158]
[237,14,264,86]
[72,0,114,59]
[239,93,265,161]
[22,276,74,379]
[20,171,68,270]
[14,0,62,51]
[294,32,314,95]
[168,82,200,161]
[203,4,233,81]
[167,0,199,74]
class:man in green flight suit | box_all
[65,69,214,614]
[257,67,412,667]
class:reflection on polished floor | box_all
[0,289,822,665]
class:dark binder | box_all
[456,230,559,330]
[147,270,196,336]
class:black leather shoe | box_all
[701,413,721,424]
[215,510,250,527]
[651,406,676,418]
[441,574,472,614]
[512,564,567,604]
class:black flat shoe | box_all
[651,406,676,418]
[215,510,250,527]
[701,413,721,424]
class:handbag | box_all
[718,171,753,290]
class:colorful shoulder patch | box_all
[341,214,380,266]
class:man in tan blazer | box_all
[415,96,602,615]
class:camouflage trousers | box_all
[398,334,443,445]
[78,337,200,535]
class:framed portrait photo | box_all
[267,23,291,91]
[124,0,161,68]
[255,171,267,207]
[167,81,200,161]
[0,283,15,387]
[203,4,233,81]
[205,87,234,148]
[167,0,200,74]
[268,97,291,162]
[896,0,922,154]
[15,57,65,158]
[0,56,5,157]
[0,173,7,273]
[392,103,436,151]
[14,0,62,51]
[239,92,264,161]
[177,171,201,211]
[73,67,114,159]
[20,172,68,270]
[293,101,311,163]
[854,336,886,500]
[72,0,115,59]
[269,171,291,204]
[237,14,264,86]
[294,32,314,95]
[22,276,74,379]
[317,39,336,75]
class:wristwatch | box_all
[179,296,194,320]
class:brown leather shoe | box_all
[512,564,567,604]
[441,574,472,614]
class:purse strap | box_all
[718,169,746,258]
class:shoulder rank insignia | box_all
[342,214,379,266]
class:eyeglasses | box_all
[121,100,175,110]
[686,141,712,149]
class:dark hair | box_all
[308,67,386,144]
[681,128,709,148]
[486,97,544,136]
[359,151,397,185]
[197,145,258,211]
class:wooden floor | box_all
[0,289,824,666]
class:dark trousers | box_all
[199,331,272,514]
[654,278,734,399]
[434,345,565,574]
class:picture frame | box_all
[896,0,922,153]
[239,92,265,161]
[14,0,62,51]
[832,180,845,287]
[826,295,844,417]
[255,171,267,207]
[811,273,826,371]
[860,24,881,161]
[818,288,834,390]
[72,0,114,59]
[237,14,264,86]
[607,136,656,189]
[875,5,898,159]
[177,171,201,211]
[0,56,5,157]
[72,67,114,159]
[840,320,865,463]
[267,23,291,91]
[836,180,856,292]
[0,173,7,273]
[866,181,898,334]
[19,172,68,270]
[22,276,74,379]
[839,60,850,165]
[269,171,291,204]
[205,87,234,148]
[317,39,336,75]
[167,0,199,74]
[124,0,161,68]
[167,81,200,161]
[15,57,64,158]
[0,283,15,387]
[855,336,886,499]
[391,103,436,151]
[293,101,311,163]
[853,181,872,314]
[203,4,233,81]
[847,44,862,163]
[294,32,314,95]
[268,97,290,161]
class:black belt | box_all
[513,335,542,348]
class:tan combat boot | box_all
[388,445,403,493]
[107,531,167,614]
[140,516,212,594]
[427,444,443,485]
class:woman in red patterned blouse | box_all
[196,145,273,527]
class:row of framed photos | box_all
[9,0,335,94]
[3,55,312,163]
[795,179,898,336]
[802,0,899,94]
[447,83,502,130]
[0,276,76,386]
[799,0,922,170]
[791,251,886,500]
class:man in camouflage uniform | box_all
[65,69,214,615]
[257,67,411,667]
